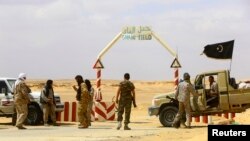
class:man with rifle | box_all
[115,73,136,130]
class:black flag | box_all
[202,40,234,59]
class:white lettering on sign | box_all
[212,129,247,136]
[122,26,152,40]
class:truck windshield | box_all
[7,79,16,90]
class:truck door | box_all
[193,75,206,111]
[0,80,14,114]
[217,72,230,110]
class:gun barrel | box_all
[132,97,137,108]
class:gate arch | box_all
[93,26,181,101]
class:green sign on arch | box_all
[122,26,152,40]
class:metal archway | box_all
[93,26,181,102]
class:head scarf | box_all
[15,73,27,86]
[45,79,53,89]
[18,73,26,80]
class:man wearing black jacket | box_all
[40,79,59,126]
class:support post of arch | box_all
[174,68,179,90]
[95,68,102,102]
[98,32,123,59]
[152,31,181,87]
[151,31,176,57]
[93,32,122,102]
[93,59,105,102]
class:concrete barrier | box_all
[57,101,116,122]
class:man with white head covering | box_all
[13,73,31,129]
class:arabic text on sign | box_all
[122,26,152,40]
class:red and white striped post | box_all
[170,57,181,89]
[174,68,179,89]
[95,68,102,102]
[93,59,104,102]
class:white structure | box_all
[93,26,180,100]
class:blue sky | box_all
[0,0,249,81]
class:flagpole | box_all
[229,59,232,73]
[229,40,235,73]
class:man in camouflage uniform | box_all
[73,75,90,128]
[172,72,199,129]
[115,73,136,130]
[13,73,31,129]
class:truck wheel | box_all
[25,104,42,125]
[159,106,178,127]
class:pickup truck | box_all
[148,69,250,127]
[0,77,64,125]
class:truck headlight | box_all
[152,99,160,107]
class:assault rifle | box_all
[132,97,137,108]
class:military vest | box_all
[120,80,134,98]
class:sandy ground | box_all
[1,79,250,141]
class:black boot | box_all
[172,121,180,128]
[124,124,131,130]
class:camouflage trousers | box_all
[15,103,28,127]
[87,101,93,124]
[42,103,56,124]
[78,102,88,127]
[173,101,191,127]
[117,99,132,125]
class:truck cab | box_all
[194,70,250,113]
[0,78,64,125]
[148,70,250,127]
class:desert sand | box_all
[1,79,250,141]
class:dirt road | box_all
[0,80,210,141]
[0,107,208,141]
